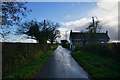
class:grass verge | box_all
[3,47,56,78]
[72,51,120,79]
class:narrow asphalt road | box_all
[35,45,90,79]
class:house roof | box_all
[70,31,110,40]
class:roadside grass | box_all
[72,51,120,78]
[3,47,56,78]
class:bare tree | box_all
[1,2,31,38]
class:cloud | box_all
[57,28,70,42]
[89,0,118,40]
[62,18,89,26]
[57,27,69,32]
[61,18,92,31]
[61,0,119,41]
[0,37,37,43]
[59,18,92,42]
[14,38,37,43]
[64,15,72,19]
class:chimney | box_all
[106,31,108,34]
[70,30,72,33]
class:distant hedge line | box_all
[2,42,57,77]
[74,43,120,59]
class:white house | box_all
[69,30,110,50]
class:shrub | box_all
[2,42,56,77]
[74,44,83,51]
[74,43,120,60]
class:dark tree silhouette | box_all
[39,20,60,44]
[49,30,61,44]
[17,20,60,44]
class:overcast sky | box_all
[1,0,119,42]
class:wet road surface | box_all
[35,46,90,78]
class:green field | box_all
[72,51,120,79]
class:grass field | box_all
[72,51,120,79]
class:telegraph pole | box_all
[92,17,94,27]
[44,19,46,28]
[92,17,96,33]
